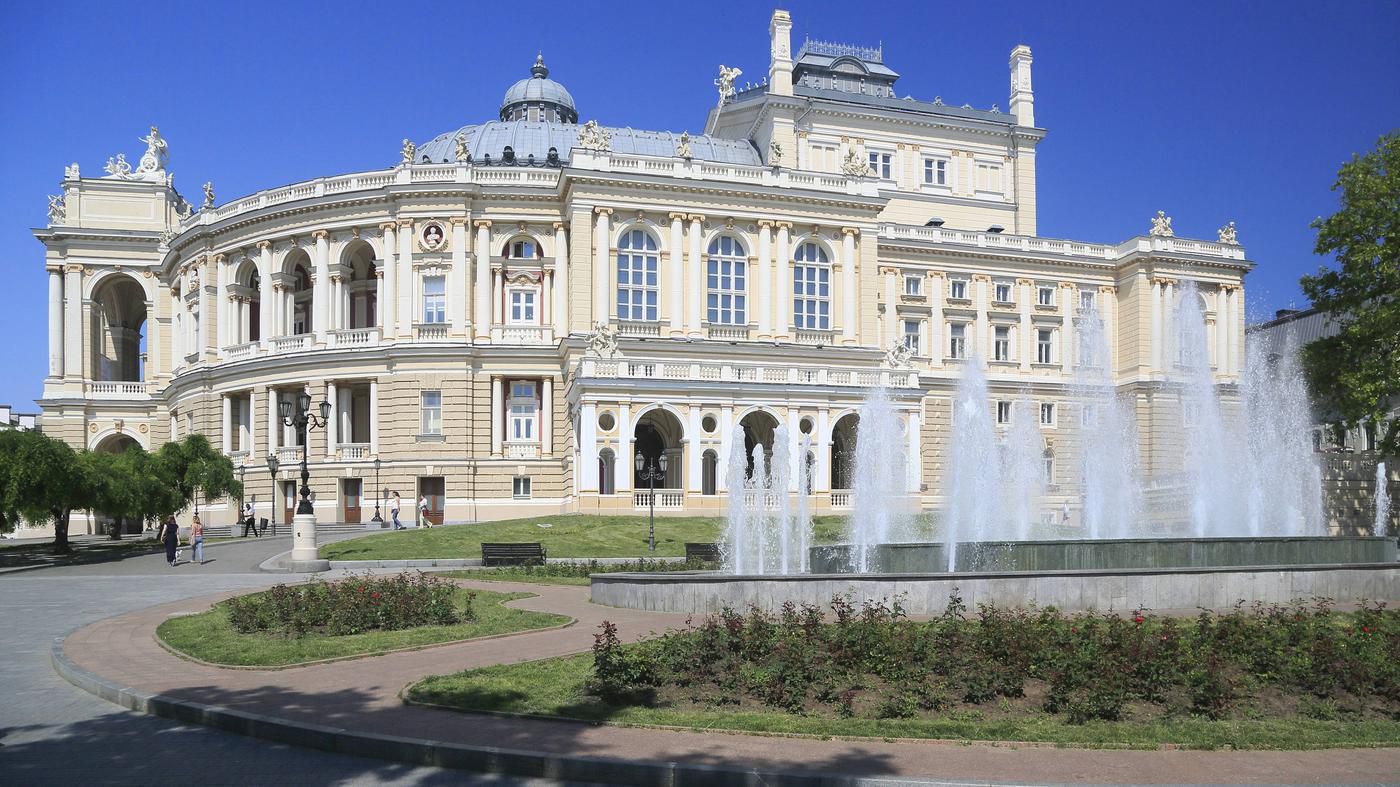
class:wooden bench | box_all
[480,542,547,566]
[684,542,722,564]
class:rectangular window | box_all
[949,279,968,300]
[509,239,537,259]
[422,276,445,324]
[996,401,1012,424]
[508,381,537,441]
[809,143,838,173]
[902,319,920,354]
[1040,402,1055,426]
[1037,329,1054,364]
[513,476,532,499]
[949,323,966,359]
[994,326,1010,361]
[994,283,1012,303]
[976,162,1003,193]
[793,265,831,330]
[509,289,536,323]
[1364,422,1378,452]
[1080,290,1096,312]
[923,157,948,186]
[868,151,893,180]
[420,390,442,435]
[1037,286,1055,307]
[904,275,922,296]
[706,257,747,325]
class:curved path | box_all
[56,577,1400,785]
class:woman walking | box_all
[160,515,180,566]
[190,514,204,565]
[390,491,403,530]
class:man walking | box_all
[241,497,259,537]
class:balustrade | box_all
[706,324,751,341]
[338,443,370,461]
[88,381,148,398]
[831,490,853,508]
[270,335,312,354]
[223,342,258,361]
[330,327,379,347]
[634,489,685,509]
[503,441,540,459]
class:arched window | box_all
[598,448,616,495]
[706,236,747,325]
[616,229,658,322]
[792,241,831,330]
[702,449,718,496]
[504,237,539,259]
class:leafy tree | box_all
[156,434,241,517]
[88,446,183,539]
[1300,131,1400,457]
[0,430,95,553]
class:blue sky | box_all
[1,0,1397,410]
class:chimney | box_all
[769,9,794,97]
[1009,44,1034,126]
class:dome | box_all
[500,54,577,124]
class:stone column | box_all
[787,410,801,492]
[491,267,503,329]
[474,220,492,341]
[1017,278,1033,371]
[1227,285,1240,376]
[929,272,943,366]
[756,221,773,338]
[368,379,379,457]
[199,260,214,356]
[686,406,702,493]
[718,405,734,493]
[1099,286,1116,372]
[907,408,922,493]
[1060,283,1075,370]
[775,222,791,337]
[312,232,329,342]
[47,268,62,377]
[63,266,82,378]
[397,221,413,337]
[881,267,897,348]
[258,241,273,344]
[1162,279,1175,368]
[1150,278,1162,371]
[380,224,397,336]
[816,408,831,493]
[841,228,858,343]
[668,212,685,335]
[542,269,553,327]
[687,214,705,336]
[541,376,553,455]
[221,395,232,454]
[490,376,503,457]
[616,403,632,492]
[325,381,338,458]
[215,254,228,350]
[592,208,611,325]
[450,218,467,335]
[552,222,569,336]
[580,402,598,491]
[1215,286,1229,372]
[267,388,279,452]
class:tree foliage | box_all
[1300,131,1400,457]
[0,430,95,552]
[156,434,241,516]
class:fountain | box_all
[722,421,807,575]
[847,384,910,572]
[1377,462,1392,538]
[1074,302,1143,539]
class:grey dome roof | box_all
[417,121,762,167]
[500,54,576,122]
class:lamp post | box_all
[370,457,384,526]
[237,463,246,535]
[266,452,279,537]
[635,452,668,552]
[278,392,331,571]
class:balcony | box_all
[276,446,303,464]
[88,381,148,399]
[706,324,751,341]
[223,342,258,361]
[270,335,312,354]
[794,329,834,346]
[616,320,662,337]
[330,327,379,347]
[634,489,684,509]
[495,325,552,344]
[414,323,450,342]
[503,441,540,460]
[338,443,370,461]
[577,358,919,389]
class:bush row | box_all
[227,572,472,637]
[590,593,1399,724]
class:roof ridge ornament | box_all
[715,65,742,107]
[1149,210,1174,237]
[577,120,611,152]
[531,52,549,79]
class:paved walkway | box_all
[55,576,1400,784]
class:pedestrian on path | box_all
[190,515,204,565]
[418,494,430,528]
[160,515,179,566]
[241,498,258,537]
[390,491,403,530]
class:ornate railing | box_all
[706,324,751,341]
[831,490,853,508]
[88,381,148,398]
[270,335,312,354]
[223,342,258,361]
[503,441,540,460]
[275,446,302,464]
[496,325,550,344]
[577,358,918,389]
[414,323,450,341]
[634,489,684,509]
[338,443,370,460]
[330,327,379,347]
[879,224,1247,264]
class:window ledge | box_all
[1031,362,1061,370]
[990,359,1017,367]
[416,433,446,443]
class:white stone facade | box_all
[33,10,1251,532]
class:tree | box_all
[156,434,241,518]
[1300,131,1400,458]
[0,430,95,553]
[87,446,183,539]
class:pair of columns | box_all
[255,380,381,459]
[487,376,553,457]
[1148,278,1238,375]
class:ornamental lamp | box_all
[297,392,312,416]
[278,400,291,421]
[318,399,331,422]
[634,453,644,473]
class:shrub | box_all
[225,572,469,637]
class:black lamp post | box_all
[634,452,668,552]
[278,392,330,516]
[237,463,246,531]
[370,457,383,525]
[266,452,279,536]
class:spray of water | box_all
[943,357,1002,570]
[1073,302,1143,538]
[848,385,911,572]
[1376,462,1392,538]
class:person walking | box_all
[241,498,258,537]
[160,515,179,566]
[418,493,430,528]
[390,491,403,530]
[190,514,205,565]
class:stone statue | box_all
[453,132,469,163]
[103,153,133,179]
[202,181,215,209]
[840,145,871,177]
[46,194,65,225]
[401,138,416,164]
[769,140,783,166]
[586,320,620,359]
[1149,210,1174,237]
[135,126,168,176]
[675,131,692,159]
[885,340,914,369]
[1217,221,1238,245]
[715,65,742,106]
[64,162,80,180]
[576,120,611,152]
[159,228,179,246]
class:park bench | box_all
[480,542,547,566]
[684,542,722,564]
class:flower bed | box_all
[227,572,468,637]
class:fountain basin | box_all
[813,536,1397,574]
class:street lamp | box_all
[237,463,246,534]
[266,452,279,537]
[370,457,383,526]
[278,392,330,515]
[635,452,668,552]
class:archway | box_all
[89,275,147,381]
[633,408,683,488]
[284,249,313,336]
[701,449,718,496]
[831,413,860,490]
[739,409,780,480]
[230,259,261,344]
[94,433,143,536]
[598,448,616,495]
[343,240,378,330]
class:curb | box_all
[49,635,938,787]
[324,556,689,570]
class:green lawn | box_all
[156,588,570,667]
[406,654,1400,750]
[321,514,850,561]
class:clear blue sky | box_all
[2,0,1397,411]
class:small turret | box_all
[1009,44,1034,127]
[768,9,794,97]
